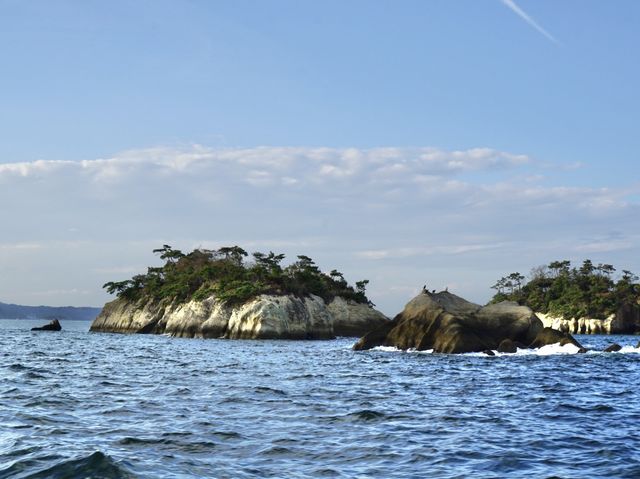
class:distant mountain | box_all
[0,301,101,321]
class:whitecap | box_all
[370,346,402,352]
[479,342,582,357]
[369,346,435,354]
[366,342,640,356]
[614,345,640,354]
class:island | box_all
[90,245,389,339]
[489,260,640,334]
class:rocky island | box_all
[490,260,640,335]
[354,290,583,353]
[91,245,388,339]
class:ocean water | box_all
[1,319,640,478]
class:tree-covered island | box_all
[490,259,640,320]
[103,245,372,307]
[94,245,388,340]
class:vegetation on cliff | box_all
[103,245,372,306]
[491,260,640,320]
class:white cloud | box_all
[356,242,506,260]
[0,242,44,250]
[1,145,639,314]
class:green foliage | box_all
[102,245,372,307]
[490,259,640,319]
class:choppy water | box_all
[1,319,640,478]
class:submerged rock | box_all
[90,294,388,340]
[603,343,622,353]
[31,319,62,331]
[354,291,583,354]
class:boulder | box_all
[527,327,582,349]
[603,343,622,353]
[497,339,526,353]
[31,319,62,331]
[354,291,583,353]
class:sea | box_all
[1,319,639,479]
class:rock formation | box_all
[603,343,622,353]
[353,291,582,353]
[31,319,62,331]
[90,294,388,340]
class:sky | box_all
[1,0,639,315]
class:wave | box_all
[22,451,136,479]
[370,342,640,356]
[344,409,388,421]
[370,346,434,354]
[618,345,640,354]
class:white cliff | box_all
[90,293,388,339]
[536,312,623,334]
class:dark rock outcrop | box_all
[603,343,622,353]
[527,327,582,349]
[31,319,62,331]
[497,339,527,353]
[354,291,583,353]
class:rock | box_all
[90,293,389,340]
[527,327,582,349]
[636,341,640,349]
[482,349,496,356]
[577,347,588,354]
[497,339,526,353]
[327,297,389,337]
[603,343,622,353]
[31,319,62,331]
[354,291,581,353]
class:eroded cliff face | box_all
[537,313,617,334]
[537,308,640,335]
[90,294,388,339]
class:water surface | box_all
[1,319,639,478]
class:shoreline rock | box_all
[354,291,582,353]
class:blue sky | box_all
[1,1,639,314]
